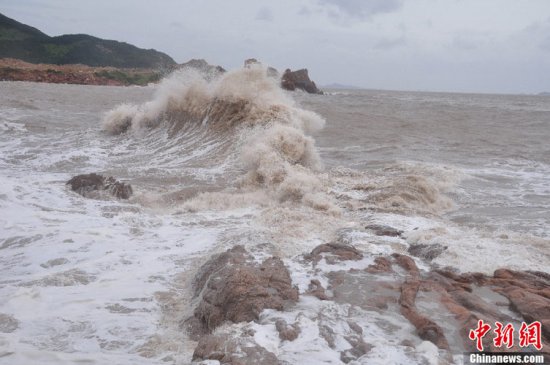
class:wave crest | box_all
[102,66,333,212]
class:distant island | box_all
[538,92,550,96]
[322,83,362,90]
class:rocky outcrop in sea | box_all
[281,68,323,94]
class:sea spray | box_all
[102,66,336,212]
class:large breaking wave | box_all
[102,66,337,212]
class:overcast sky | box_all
[1,0,549,93]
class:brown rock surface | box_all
[187,244,550,361]
[305,243,363,264]
[192,246,299,332]
[324,250,550,354]
[365,256,393,274]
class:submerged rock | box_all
[191,246,299,333]
[67,173,132,199]
[275,319,301,342]
[305,242,363,264]
[0,313,19,333]
[281,68,323,94]
[192,333,280,365]
[365,224,403,237]
[307,279,329,300]
[407,243,447,261]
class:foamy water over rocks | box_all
[1,67,549,364]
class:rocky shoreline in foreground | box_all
[66,172,549,364]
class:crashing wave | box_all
[102,66,335,212]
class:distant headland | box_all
[0,12,323,92]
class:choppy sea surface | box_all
[1,69,549,364]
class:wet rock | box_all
[0,313,19,333]
[307,279,329,300]
[305,243,363,264]
[328,270,399,311]
[347,321,363,335]
[301,245,550,355]
[365,224,403,237]
[67,173,132,199]
[399,278,450,350]
[22,268,95,287]
[192,246,299,332]
[392,253,420,276]
[192,246,248,297]
[341,335,373,363]
[275,319,301,342]
[40,257,69,268]
[365,256,393,274]
[281,68,322,94]
[408,243,447,261]
[319,325,337,349]
[489,269,550,339]
[193,334,280,365]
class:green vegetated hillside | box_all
[0,12,176,69]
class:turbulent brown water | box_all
[0,67,549,364]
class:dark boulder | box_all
[407,243,447,261]
[281,68,323,94]
[67,173,132,199]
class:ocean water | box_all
[0,68,549,364]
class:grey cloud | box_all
[298,6,311,16]
[540,36,550,51]
[518,17,550,52]
[452,36,479,50]
[374,36,407,50]
[538,18,550,51]
[317,0,403,20]
[255,6,273,22]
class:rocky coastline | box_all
[0,57,324,93]
[185,239,550,364]
[0,58,163,86]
